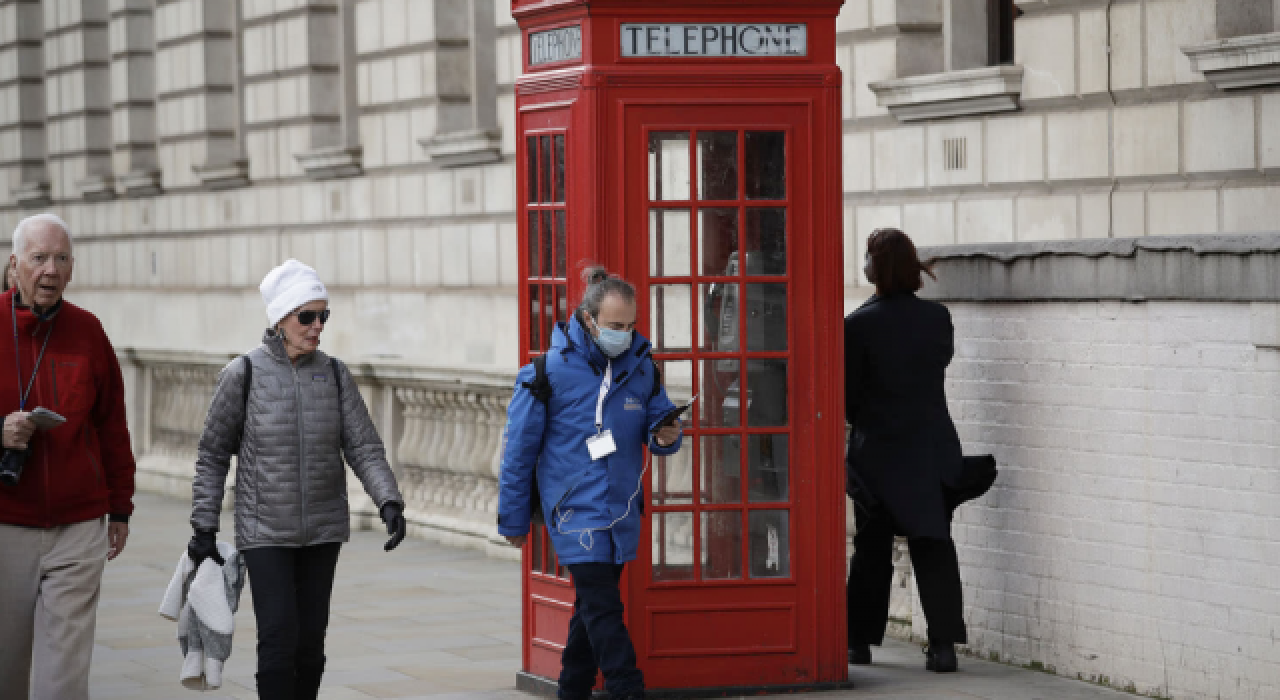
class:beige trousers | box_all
[0,517,108,700]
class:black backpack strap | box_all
[522,354,553,404]
[331,357,345,444]
[237,354,252,451]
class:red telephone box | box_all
[513,0,847,693]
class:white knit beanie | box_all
[260,259,328,327]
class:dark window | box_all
[988,0,1019,66]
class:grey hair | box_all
[12,213,72,257]
[576,264,636,319]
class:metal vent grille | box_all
[943,137,967,171]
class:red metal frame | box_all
[513,0,846,691]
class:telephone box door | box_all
[623,101,840,688]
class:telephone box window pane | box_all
[649,209,691,277]
[697,131,738,201]
[531,525,544,573]
[541,211,553,277]
[701,511,743,580]
[652,512,695,581]
[556,284,568,322]
[748,510,791,578]
[746,359,788,427]
[700,434,741,504]
[746,284,787,352]
[527,211,540,278]
[652,443,693,506]
[699,359,739,428]
[527,136,538,203]
[542,285,555,347]
[553,134,566,203]
[649,131,691,201]
[553,210,567,277]
[539,135,552,203]
[699,283,740,353]
[528,286,542,351]
[650,284,692,352]
[699,208,738,277]
[747,434,789,503]
[745,131,786,200]
[744,208,787,275]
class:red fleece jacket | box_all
[0,288,136,527]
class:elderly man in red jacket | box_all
[0,213,136,700]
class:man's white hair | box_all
[12,213,72,257]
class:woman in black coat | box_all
[845,228,967,672]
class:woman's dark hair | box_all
[865,228,936,295]
[576,263,636,318]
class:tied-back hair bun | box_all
[582,265,611,287]
[576,262,636,318]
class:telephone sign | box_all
[621,23,808,57]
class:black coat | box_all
[845,292,963,540]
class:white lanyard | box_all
[594,360,612,434]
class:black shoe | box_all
[848,644,872,665]
[924,644,958,673]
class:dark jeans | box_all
[558,563,643,699]
[847,506,967,646]
[243,543,342,699]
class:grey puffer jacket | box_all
[190,330,403,549]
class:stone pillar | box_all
[155,0,247,190]
[42,0,116,202]
[0,0,50,207]
[110,0,161,196]
[419,0,501,167]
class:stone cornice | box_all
[1183,32,1280,91]
[868,65,1023,122]
[919,235,1280,302]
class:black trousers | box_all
[846,506,967,646]
[558,563,644,699]
[243,543,342,699]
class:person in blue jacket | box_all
[498,266,684,700]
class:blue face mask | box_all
[592,319,633,358]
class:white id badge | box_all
[586,430,617,460]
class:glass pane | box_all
[652,512,695,582]
[554,285,567,323]
[701,511,743,580]
[541,211,553,277]
[652,443,693,506]
[649,209,691,277]
[542,284,555,349]
[539,135,552,203]
[553,134,566,203]
[660,359,694,403]
[747,359,788,427]
[528,285,541,351]
[697,131,738,201]
[553,210,567,277]
[526,135,537,204]
[748,510,790,578]
[747,434,789,502]
[700,435,741,504]
[648,131,691,201]
[699,359,739,428]
[650,285,692,352]
[527,210,540,279]
[744,208,786,275]
[699,208,738,277]
[699,283,739,353]
[745,131,785,200]
[746,284,787,352]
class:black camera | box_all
[0,448,29,486]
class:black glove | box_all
[380,502,406,552]
[187,529,224,567]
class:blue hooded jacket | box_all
[497,316,683,565]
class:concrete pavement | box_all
[87,493,1134,699]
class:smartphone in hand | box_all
[28,407,66,431]
[652,395,697,433]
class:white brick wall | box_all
[940,300,1280,700]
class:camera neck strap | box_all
[11,293,56,412]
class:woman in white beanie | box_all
[187,259,407,700]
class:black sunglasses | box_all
[295,309,331,326]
